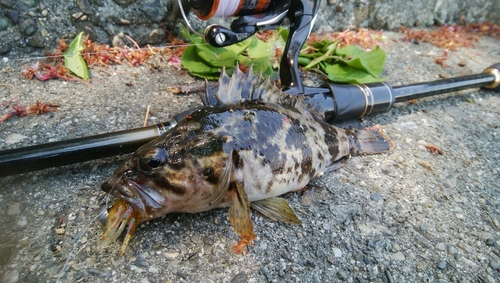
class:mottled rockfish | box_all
[100,66,392,255]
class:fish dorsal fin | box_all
[201,64,286,107]
[200,64,326,119]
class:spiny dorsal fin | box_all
[201,64,284,107]
[200,64,326,119]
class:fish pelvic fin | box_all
[251,198,301,224]
[347,124,393,155]
[228,181,256,254]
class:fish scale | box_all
[100,66,392,255]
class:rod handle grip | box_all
[323,83,396,121]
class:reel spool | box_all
[190,0,273,20]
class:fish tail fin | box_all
[349,125,393,155]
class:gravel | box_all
[0,26,499,283]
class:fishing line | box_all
[211,0,241,17]
[177,0,204,38]
[56,174,124,282]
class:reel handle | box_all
[203,0,290,47]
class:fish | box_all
[100,65,392,255]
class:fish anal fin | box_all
[228,181,256,254]
[323,156,350,175]
[250,198,301,224]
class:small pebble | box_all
[311,273,321,283]
[437,261,447,270]
[370,192,382,202]
[0,45,11,56]
[435,243,446,251]
[447,245,458,255]
[392,251,405,261]
[5,134,28,145]
[230,272,248,283]
[485,238,496,246]
[416,261,425,271]
[333,248,342,258]
[7,203,21,215]
[392,243,401,251]
[336,270,348,280]
[323,223,331,231]
[490,260,499,270]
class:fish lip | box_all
[114,179,165,219]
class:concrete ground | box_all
[0,30,499,282]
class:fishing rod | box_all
[0,0,499,177]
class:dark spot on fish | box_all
[232,150,242,169]
[266,180,274,193]
[203,167,219,185]
[323,126,340,158]
[317,152,324,161]
[287,167,292,173]
[261,158,268,167]
[298,157,314,183]
[294,162,300,170]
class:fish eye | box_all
[139,147,168,172]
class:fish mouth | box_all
[101,177,165,221]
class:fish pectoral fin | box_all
[251,198,301,224]
[228,181,256,254]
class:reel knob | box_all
[204,24,256,47]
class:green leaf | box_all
[179,23,192,42]
[181,40,228,80]
[180,28,276,80]
[239,55,274,77]
[63,32,89,80]
[246,36,272,59]
[324,63,385,84]
[335,45,386,78]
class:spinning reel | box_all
[184,0,321,95]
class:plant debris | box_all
[423,143,444,155]
[434,51,448,67]
[308,28,386,50]
[22,33,186,83]
[0,105,28,123]
[28,101,60,115]
[401,22,500,50]
[0,101,60,123]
